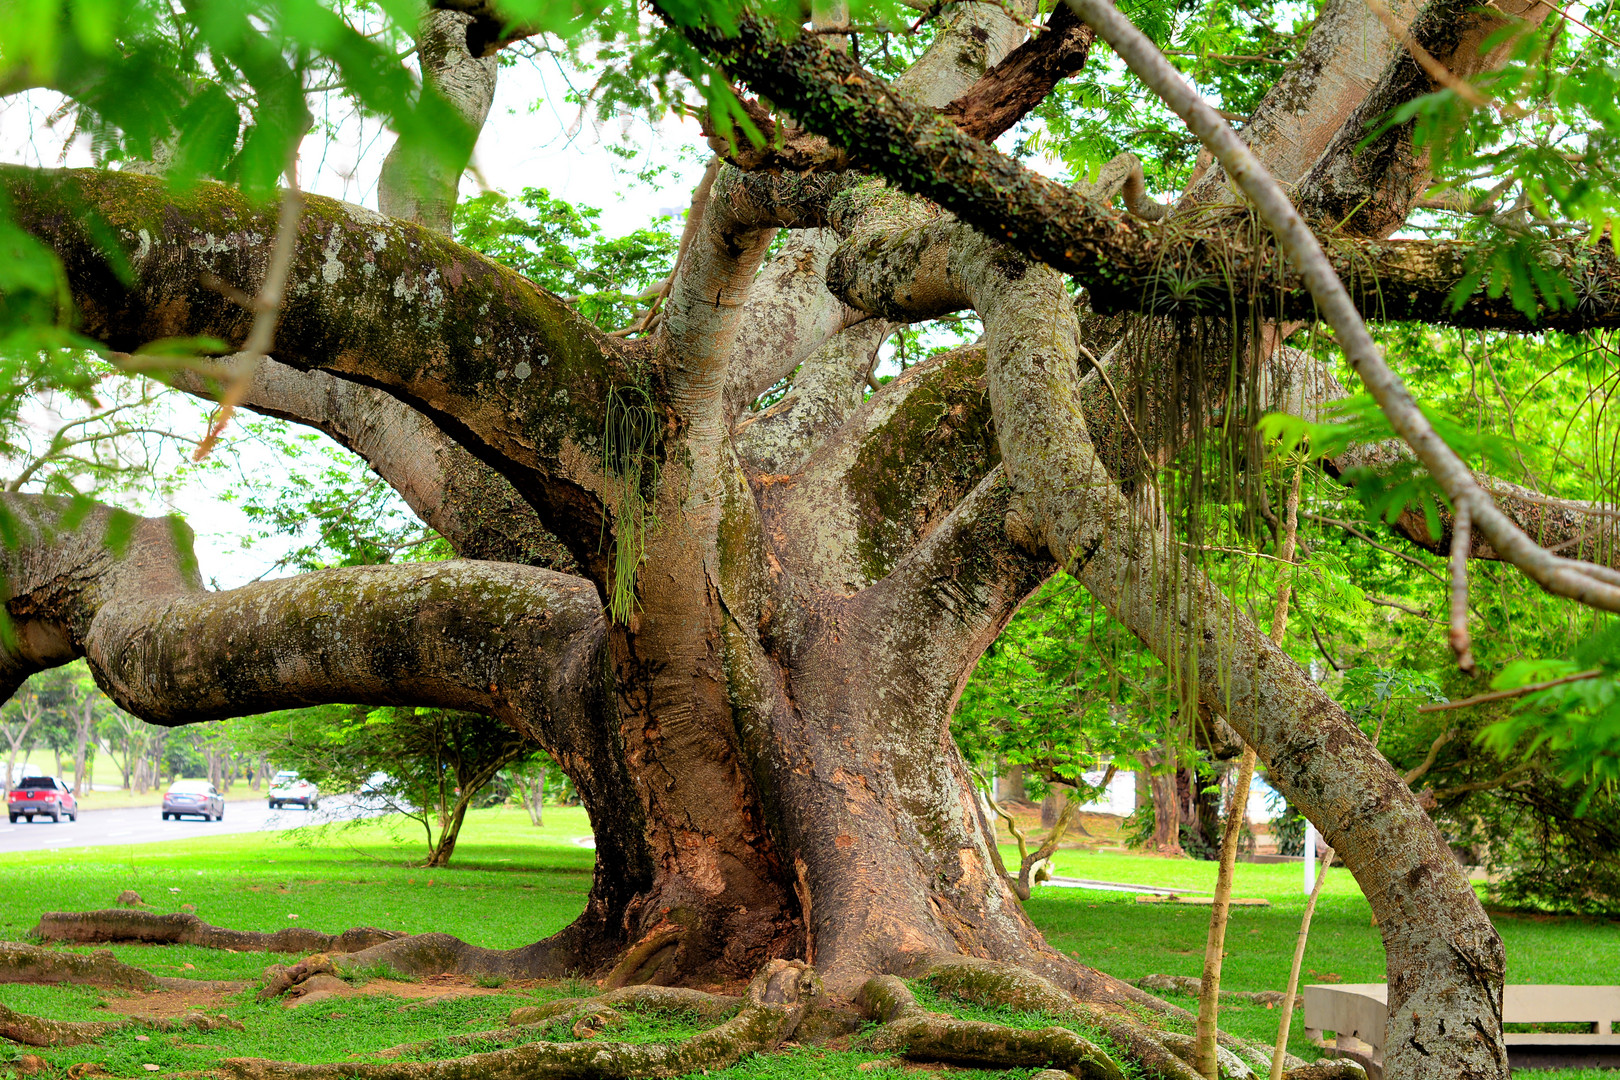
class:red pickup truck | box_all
[7,776,78,823]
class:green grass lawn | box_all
[1,806,1612,1079]
[1024,848,1620,989]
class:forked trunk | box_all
[559,486,1085,994]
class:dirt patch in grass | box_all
[288,974,513,1009]
[96,974,511,1020]
[98,987,235,1019]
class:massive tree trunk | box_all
[9,0,1599,1072]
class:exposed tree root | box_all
[1276,1065,1372,1080]
[597,927,683,990]
[0,942,158,991]
[259,956,342,1001]
[222,960,817,1080]
[1135,974,1293,1008]
[506,985,742,1026]
[859,974,1126,1080]
[322,933,574,983]
[367,1004,629,1059]
[369,985,745,1059]
[154,976,255,993]
[255,926,652,1002]
[34,911,404,955]
[1154,1030,1264,1079]
[893,953,1298,1080]
[0,1001,242,1048]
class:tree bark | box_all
[377,10,498,234]
[4,0,1565,1068]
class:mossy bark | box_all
[0,942,159,991]
[0,1002,241,1048]
[32,910,403,954]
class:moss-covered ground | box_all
[0,805,1612,1079]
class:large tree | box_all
[2,0,1617,1077]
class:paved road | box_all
[0,797,370,856]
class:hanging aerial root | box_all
[0,941,158,991]
[893,953,1311,1080]
[859,974,1126,1080]
[0,1001,243,1048]
[34,910,405,955]
[223,960,817,1080]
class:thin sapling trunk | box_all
[1271,842,1335,1079]
[1195,459,1302,1077]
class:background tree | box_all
[1,683,46,789]
[62,664,106,796]
[504,753,558,826]
[235,704,544,866]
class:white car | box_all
[356,772,395,808]
[268,770,319,810]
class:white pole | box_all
[1303,820,1319,895]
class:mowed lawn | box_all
[0,807,598,973]
[1,806,1614,1079]
[1026,847,1620,989]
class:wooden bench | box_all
[1303,983,1620,1078]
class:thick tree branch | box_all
[1328,439,1620,570]
[427,0,543,54]
[379,10,499,235]
[894,0,1040,104]
[668,14,1620,331]
[733,317,890,474]
[1293,0,1554,236]
[659,167,828,423]
[0,496,605,738]
[939,3,1096,141]
[715,0,1038,424]
[8,167,630,563]
[757,342,998,593]
[1180,0,1426,205]
[170,359,578,571]
[723,229,865,420]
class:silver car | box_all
[162,779,224,821]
